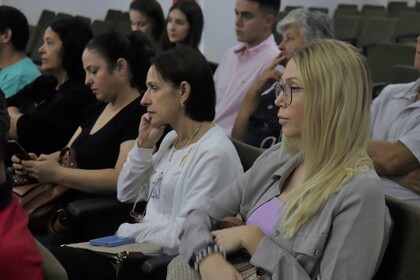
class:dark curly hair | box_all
[47,17,93,80]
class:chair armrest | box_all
[396,34,418,43]
[65,195,135,240]
[141,255,178,274]
[66,195,130,217]
[372,82,386,99]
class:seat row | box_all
[280,2,420,17]
[26,9,133,64]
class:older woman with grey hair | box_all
[277,8,333,59]
[232,8,333,149]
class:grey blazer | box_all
[179,144,393,280]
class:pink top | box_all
[246,197,285,237]
[213,35,280,136]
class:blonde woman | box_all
[178,40,393,280]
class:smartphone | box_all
[89,235,136,247]
[8,140,31,160]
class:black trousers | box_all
[50,246,148,280]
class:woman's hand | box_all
[199,253,242,280]
[21,154,62,183]
[11,153,38,175]
[212,225,265,255]
[137,113,165,149]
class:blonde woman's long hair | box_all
[281,39,373,238]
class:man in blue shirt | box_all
[0,6,40,98]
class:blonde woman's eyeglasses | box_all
[274,81,304,105]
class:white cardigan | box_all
[116,125,243,254]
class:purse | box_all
[13,147,77,232]
[64,241,163,280]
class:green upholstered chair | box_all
[230,138,265,172]
[373,196,420,280]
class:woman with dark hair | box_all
[115,45,243,254]
[47,45,243,280]
[13,31,155,195]
[162,1,203,51]
[129,0,165,49]
[7,17,96,155]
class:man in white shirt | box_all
[368,35,420,207]
[214,0,280,135]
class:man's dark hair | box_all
[0,6,30,52]
[249,0,281,17]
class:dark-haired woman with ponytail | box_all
[12,31,155,195]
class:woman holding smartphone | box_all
[12,32,154,196]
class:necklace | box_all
[168,122,205,162]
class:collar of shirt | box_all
[233,34,277,57]
[393,78,420,102]
[272,152,302,179]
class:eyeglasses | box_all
[274,81,304,105]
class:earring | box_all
[181,101,185,107]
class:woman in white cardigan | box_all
[116,45,243,255]
[49,46,243,280]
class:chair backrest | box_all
[283,6,303,14]
[373,196,420,280]
[91,20,116,36]
[115,22,131,35]
[359,9,389,31]
[387,1,409,17]
[230,139,264,172]
[308,7,329,14]
[333,15,362,44]
[121,12,130,24]
[361,4,385,15]
[393,11,420,43]
[357,17,397,49]
[367,42,416,83]
[25,25,42,56]
[55,13,72,20]
[105,9,123,24]
[30,31,45,65]
[75,15,92,26]
[387,65,420,85]
[35,240,68,280]
[37,9,56,28]
[334,4,360,17]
